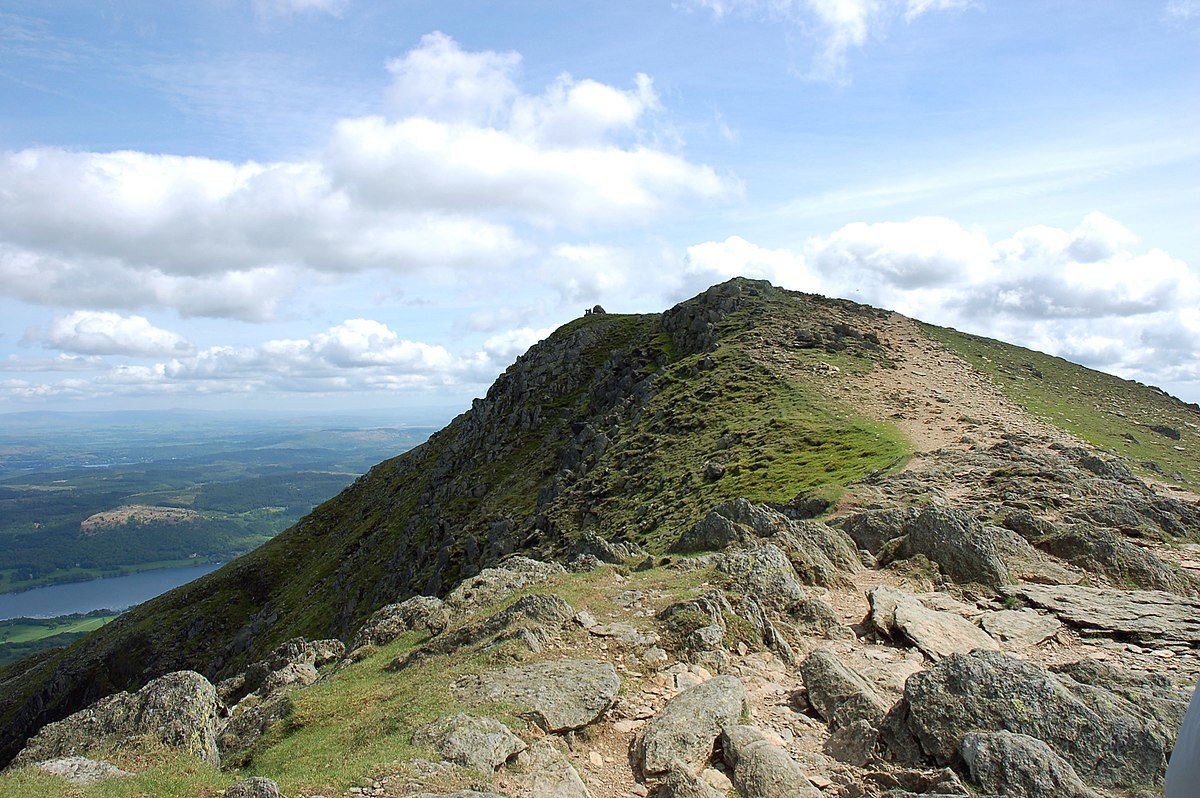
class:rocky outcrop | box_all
[633,675,748,777]
[444,557,566,615]
[1036,525,1200,595]
[220,637,345,706]
[888,507,1014,589]
[411,714,526,773]
[453,659,619,732]
[352,595,450,649]
[900,650,1185,787]
[1002,582,1200,644]
[390,593,574,669]
[676,499,860,588]
[13,671,221,767]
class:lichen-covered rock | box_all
[33,756,129,786]
[978,609,1060,647]
[411,714,526,773]
[352,595,450,649]
[13,670,220,767]
[453,659,618,732]
[960,731,1101,798]
[800,648,888,730]
[838,508,920,554]
[718,543,808,613]
[514,739,590,798]
[445,558,565,614]
[891,507,1015,589]
[634,675,748,777]
[225,776,282,798]
[657,766,725,798]
[720,724,821,798]
[903,650,1181,787]
[1036,525,1200,595]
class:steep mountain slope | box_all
[1,277,1197,788]
[0,279,911,766]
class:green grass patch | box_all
[922,323,1200,489]
[0,612,117,667]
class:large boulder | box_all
[890,508,1014,589]
[513,739,590,798]
[800,648,888,730]
[718,543,808,614]
[411,714,526,773]
[13,670,221,767]
[960,731,1100,798]
[633,675,748,777]
[453,659,618,733]
[902,650,1183,787]
[720,724,821,798]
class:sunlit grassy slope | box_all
[923,323,1199,489]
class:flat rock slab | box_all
[869,585,998,661]
[980,609,1061,647]
[1001,583,1200,645]
[454,659,618,732]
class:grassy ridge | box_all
[923,323,1200,489]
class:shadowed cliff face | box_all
[2,277,1196,770]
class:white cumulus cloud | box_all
[0,33,730,321]
[26,311,192,357]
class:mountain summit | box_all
[2,278,1198,796]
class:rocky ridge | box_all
[1,278,1198,797]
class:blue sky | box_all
[1,0,1198,414]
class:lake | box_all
[0,563,223,620]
